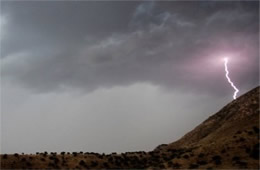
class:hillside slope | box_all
[154,86,259,169]
[1,86,259,169]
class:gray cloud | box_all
[1,1,259,96]
[133,1,155,18]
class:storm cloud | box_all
[2,1,259,95]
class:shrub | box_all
[212,155,221,165]
[159,164,165,168]
[2,154,8,159]
[103,162,109,168]
[55,165,60,169]
[61,152,65,155]
[21,158,26,162]
[172,162,181,168]
[189,164,199,169]
[212,155,221,160]
[11,160,16,166]
[239,137,245,142]
[163,156,170,161]
[44,151,48,156]
[232,156,240,162]
[79,160,86,166]
[48,162,55,167]
[245,147,251,154]
[98,155,103,159]
[198,153,205,158]
[237,161,247,168]
[167,161,173,166]
[247,131,253,135]
[115,160,121,166]
[26,161,32,167]
[108,157,113,162]
[253,126,259,134]
[183,154,189,159]
[236,131,242,134]
[197,160,207,165]
[91,161,98,167]
[54,157,60,164]
[14,153,19,157]
[250,143,259,159]
[123,160,129,166]
[72,152,78,157]
[42,153,47,157]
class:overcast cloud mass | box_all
[1,1,259,154]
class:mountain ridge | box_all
[162,86,259,150]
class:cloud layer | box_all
[1,1,259,95]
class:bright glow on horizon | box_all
[223,57,239,99]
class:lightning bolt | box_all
[224,58,239,99]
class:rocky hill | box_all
[154,86,259,169]
[1,86,259,169]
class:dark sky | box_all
[1,1,259,154]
